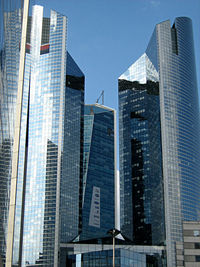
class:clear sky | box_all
[35,0,200,110]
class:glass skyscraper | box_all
[61,52,84,244]
[59,104,117,265]
[119,17,200,267]
[0,3,84,266]
[80,104,116,240]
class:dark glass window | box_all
[195,243,200,249]
[196,256,200,262]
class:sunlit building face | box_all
[0,4,84,266]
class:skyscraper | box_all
[80,104,116,240]
[59,103,117,265]
[119,17,200,267]
[61,52,84,244]
[0,3,84,266]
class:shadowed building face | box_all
[80,104,116,241]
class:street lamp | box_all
[107,228,121,267]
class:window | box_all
[194,230,200,237]
[195,243,200,249]
[196,256,200,262]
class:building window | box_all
[195,243,200,249]
[194,230,200,237]
[196,256,200,262]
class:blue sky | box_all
[36,0,200,110]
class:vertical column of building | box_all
[114,109,118,231]
[53,11,67,267]
[157,19,183,267]
[60,52,85,244]
[0,1,25,264]
[19,8,67,266]
[5,0,29,266]
[158,17,200,267]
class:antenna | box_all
[96,90,104,105]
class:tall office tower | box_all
[119,17,200,267]
[0,3,85,267]
[80,104,116,240]
[61,52,84,244]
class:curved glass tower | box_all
[119,17,200,267]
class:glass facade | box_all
[0,4,85,266]
[119,17,200,267]
[60,52,84,243]
[119,53,165,246]
[69,249,146,267]
[15,5,67,266]
[62,242,165,267]
[0,1,25,264]
[80,104,115,240]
